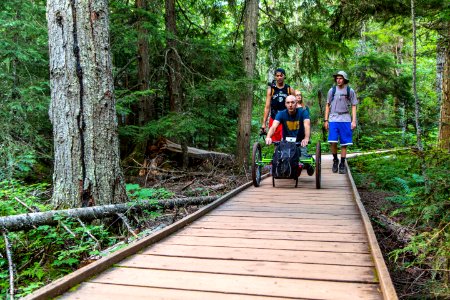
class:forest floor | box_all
[136,166,430,299]
[358,189,438,299]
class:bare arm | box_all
[351,105,357,130]
[262,87,272,129]
[324,103,330,130]
[301,119,311,147]
[265,120,280,145]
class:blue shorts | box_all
[328,122,353,146]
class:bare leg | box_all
[341,146,347,158]
[331,143,339,173]
[331,143,338,155]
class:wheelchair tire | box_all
[251,142,262,187]
[315,142,321,189]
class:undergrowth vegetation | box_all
[0,181,172,298]
[349,149,450,296]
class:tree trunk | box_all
[236,0,259,167]
[47,0,128,208]
[165,0,182,112]
[393,37,404,127]
[318,90,327,142]
[164,0,188,169]
[438,26,450,152]
[411,0,423,151]
[136,0,154,125]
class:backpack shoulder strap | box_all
[346,86,351,101]
[287,85,293,95]
[330,86,337,103]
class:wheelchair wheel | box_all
[295,176,298,188]
[272,175,275,187]
[315,142,321,189]
[251,142,262,187]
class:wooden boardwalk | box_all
[27,156,397,300]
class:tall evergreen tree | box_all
[136,0,154,125]
[438,31,450,151]
[47,0,128,208]
[236,0,259,167]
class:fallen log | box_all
[0,196,217,232]
[162,139,234,161]
[378,214,414,243]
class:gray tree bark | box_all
[164,0,188,168]
[47,0,128,208]
[438,24,450,152]
[411,0,423,151]
[236,0,259,167]
[136,0,154,125]
[165,0,182,112]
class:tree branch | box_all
[114,55,139,84]
[0,196,217,232]
[2,230,15,300]
[176,0,208,35]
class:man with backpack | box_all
[261,68,295,141]
[324,71,358,174]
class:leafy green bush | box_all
[0,181,175,297]
[349,149,450,296]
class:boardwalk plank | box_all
[199,215,363,226]
[177,227,367,242]
[119,254,378,283]
[60,282,277,300]
[208,210,360,219]
[161,235,369,253]
[89,268,382,300]
[216,206,360,214]
[142,244,375,266]
[208,209,360,219]
[190,220,366,233]
[220,202,359,211]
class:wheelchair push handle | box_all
[273,141,302,147]
[259,127,267,137]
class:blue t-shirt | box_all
[275,108,310,142]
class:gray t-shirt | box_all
[327,86,358,122]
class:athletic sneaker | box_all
[332,159,339,173]
[339,163,347,174]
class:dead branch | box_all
[114,55,139,83]
[59,221,77,238]
[116,213,138,238]
[0,196,217,232]
[76,218,101,250]
[2,230,15,300]
[14,197,34,212]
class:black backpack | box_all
[272,141,299,179]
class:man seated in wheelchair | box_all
[265,95,314,175]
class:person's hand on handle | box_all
[301,138,309,147]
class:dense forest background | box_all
[0,0,449,298]
[1,0,448,181]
